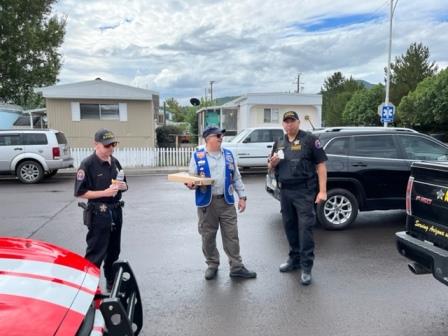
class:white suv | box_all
[223,127,284,168]
[0,129,74,183]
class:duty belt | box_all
[89,201,125,212]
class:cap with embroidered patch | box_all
[94,128,117,145]
[283,111,299,121]
[202,126,225,138]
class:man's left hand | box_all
[315,191,327,204]
[238,198,247,213]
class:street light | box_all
[384,0,398,127]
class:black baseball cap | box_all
[283,111,299,121]
[202,126,225,138]
[94,128,117,145]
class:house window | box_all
[80,104,119,120]
[263,108,279,123]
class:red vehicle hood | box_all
[0,237,100,336]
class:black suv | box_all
[265,127,448,230]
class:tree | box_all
[388,42,438,106]
[0,0,66,107]
[165,97,185,122]
[398,67,448,132]
[321,72,364,126]
[343,84,384,126]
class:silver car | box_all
[0,129,74,183]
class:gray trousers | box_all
[197,197,243,271]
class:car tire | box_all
[45,169,58,178]
[316,188,359,230]
[16,160,44,184]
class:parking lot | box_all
[1,173,448,336]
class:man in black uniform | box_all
[74,128,127,290]
[268,111,327,285]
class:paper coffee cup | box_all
[277,149,284,159]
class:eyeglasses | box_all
[104,142,118,148]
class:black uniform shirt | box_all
[74,152,126,203]
[272,130,327,183]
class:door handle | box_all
[267,145,272,148]
[351,162,367,167]
[14,147,23,151]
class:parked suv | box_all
[266,127,448,229]
[223,127,284,168]
[396,161,448,286]
[0,129,74,183]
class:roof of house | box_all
[35,78,159,101]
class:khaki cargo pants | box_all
[197,197,243,271]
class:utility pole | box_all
[294,73,303,93]
[209,81,215,102]
[384,0,397,127]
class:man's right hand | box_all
[269,153,280,168]
[184,182,196,190]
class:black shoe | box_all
[300,271,312,286]
[279,259,301,273]
[230,266,257,279]
[205,267,218,280]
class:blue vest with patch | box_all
[193,148,235,207]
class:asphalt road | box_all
[1,174,448,336]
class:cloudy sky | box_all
[53,0,448,104]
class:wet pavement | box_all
[1,174,448,336]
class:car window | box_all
[56,132,68,144]
[325,137,349,155]
[0,134,20,146]
[21,133,48,145]
[398,135,448,160]
[351,135,398,158]
[270,130,284,142]
[246,130,272,143]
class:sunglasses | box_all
[209,133,223,139]
[104,142,118,148]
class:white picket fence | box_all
[71,147,195,168]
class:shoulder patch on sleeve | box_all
[315,139,322,149]
[76,169,85,181]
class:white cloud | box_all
[52,0,448,102]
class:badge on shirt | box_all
[291,144,302,151]
[76,169,85,181]
[225,154,234,164]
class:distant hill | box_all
[356,80,376,89]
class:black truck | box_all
[396,161,448,286]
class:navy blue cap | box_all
[202,126,225,138]
[283,111,299,121]
[94,128,117,145]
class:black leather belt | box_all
[213,194,224,199]
[89,201,125,211]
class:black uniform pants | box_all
[280,181,316,272]
[85,207,123,283]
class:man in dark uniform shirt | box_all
[74,128,127,290]
[268,111,327,285]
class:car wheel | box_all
[16,160,44,184]
[45,169,58,178]
[316,188,359,230]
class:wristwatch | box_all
[240,196,247,201]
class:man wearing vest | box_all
[185,126,256,280]
[268,111,328,285]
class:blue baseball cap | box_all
[202,126,225,138]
